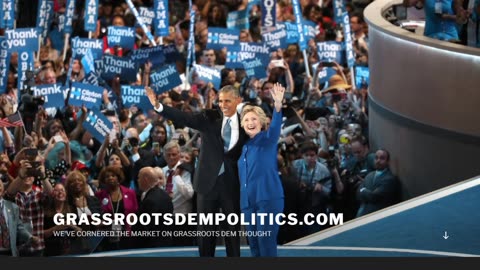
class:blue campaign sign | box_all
[138,7,154,27]
[303,19,319,41]
[342,12,355,68]
[0,0,15,29]
[206,27,240,50]
[162,44,180,63]
[17,51,34,92]
[4,28,40,52]
[38,0,54,40]
[193,64,221,90]
[154,0,169,36]
[150,64,182,93]
[102,55,138,82]
[82,71,100,86]
[107,26,136,49]
[0,37,11,93]
[291,0,307,50]
[121,85,151,111]
[71,37,104,60]
[84,0,99,32]
[225,46,244,69]
[69,82,104,109]
[317,41,345,65]
[130,46,166,67]
[63,0,75,34]
[243,53,270,79]
[186,10,196,67]
[262,28,287,51]
[333,0,346,25]
[261,0,276,28]
[238,42,270,61]
[355,66,370,89]
[227,9,250,30]
[313,65,337,84]
[31,84,65,108]
[282,22,299,44]
[82,107,113,143]
[81,49,95,74]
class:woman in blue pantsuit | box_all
[238,83,285,257]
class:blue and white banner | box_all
[131,46,165,67]
[0,0,15,29]
[150,64,182,93]
[243,54,270,79]
[81,49,96,74]
[282,22,299,44]
[31,84,65,108]
[227,9,250,30]
[262,28,287,51]
[71,37,104,60]
[82,71,100,86]
[261,0,276,28]
[303,19,319,41]
[317,41,345,64]
[38,0,54,41]
[238,42,270,61]
[342,12,355,68]
[192,64,221,90]
[82,107,113,143]
[0,37,11,93]
[186,10,196,67]
[63,0,76,34]
[162,44,180,63]
[36,0,48,32]
[153,0,169,36]
[225,46,243,69]
[4,28,40,52]
[355,66,370,89]
[206,27,240,50]
[84,0,99,32]
[126,0,156,45]
[291,0,307,50]
[69,82,104,109]
[107,26,136,49]
[138,7,155,27]
[333,0,346,25]
[121,85,151,110]
[17,51,34,92]
[312,64,337,84]
[102,55,138,82]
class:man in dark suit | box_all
[0,181,38,256]
[133,167,174,248]
[146,85,246,257]
[356,149,401,217]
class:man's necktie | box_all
[166,170,174,194]
[223,118,231,152]
[0,202,10,249]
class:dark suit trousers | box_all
[196,173,241,257]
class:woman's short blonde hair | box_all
[240,105,268,130]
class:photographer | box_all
[121,128,155,190]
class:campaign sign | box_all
[333,0,346,25]
[206,27,240,50]
[317,41,345,65]
[107,26,136,49]
[121,85,151,110]
[17,51,34,92]
[193,64,221,90]
[131,45,166,67]
[342,12,355,68]
[186,10,196,67]
[38,0,54,40]
[69,82,104,109]
[63,0,76,34]
[4,28,40,52]
[162,44,180,63]
[84,0,99,32]
[82,107,113,143]
[31,84,65,108]
[355,66,370,89]
[81,49,95,74]
[261,0,276,28]
[0,37,11,93]
[1,0,15,29]
[282,22,299,44]
[71,37,104,60]
[227,9,249,30]
[291,0,306,50]
[102,55,138,82]
[224,46,243,69]
[312,65,337,84]
[243,55,269,79]
[154,0,169,36]
[238,42,270,61]
[138,7,154,27]
[150,64,182,93]
[303,19,319,41]
[82,71,100,86]
[263,28,287,51]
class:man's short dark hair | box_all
[300,141,319,154]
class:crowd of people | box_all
[0,0,449,257]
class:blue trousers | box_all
[242,199,284,257]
